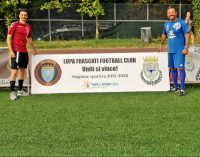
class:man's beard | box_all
[169,15,176,21]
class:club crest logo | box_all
[173,22,181,30]
[141,56,162,85]
[186,52,194,71]
[186,61,194,72]
[34,59,61,86]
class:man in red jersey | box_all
[7,9,37,100]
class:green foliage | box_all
[76,0,104,17]
[41,0,104,16]
[0,0,29,28]
[139,0,154,3]
[192,0,200,35]
[41,0,72,12]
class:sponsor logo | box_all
[83,80,118,89]
[34,59,61,86]
[168,30,176,39]
[141,56,162,85]
[83,80,92,89]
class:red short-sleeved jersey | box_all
[8,21,32,52]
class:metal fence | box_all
[0,3,192,41]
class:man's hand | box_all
[32,48,37,56]
[158,44,163,52]
[9,51,15,58]
[182,48,188,55]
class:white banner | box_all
[0,47,29,87]
[186,46,200,82]
[0,47,10,87]
[31,52,170,94]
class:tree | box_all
[41,0,105,39]
[0,0,29,28]
[192,0,200,35]
[76,0,105,39]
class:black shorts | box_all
[10,51,29,69]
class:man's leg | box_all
[18,68,25,91]
[10,69,18,100]
[17,68,28,96]
[171,68,178,90]
[17,52,29,96]
[9,55,18,100]
[176,52,186,96]
[179,68,186,96]
[10,69,17,91]
[168,53,178,91]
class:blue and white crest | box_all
[143,63,159,81]
[173,22,181,30]
[141,56,162,86]
[35,59,62,86]
[41,66,55,83]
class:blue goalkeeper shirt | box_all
[163,18,190,54]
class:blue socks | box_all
[172,69,178,89]
[171,69,186,90]
[179,69,186,90]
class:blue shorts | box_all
[168,53,185,68]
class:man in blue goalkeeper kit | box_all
[159,6,190,96]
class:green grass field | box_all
[0,84,200,156]
[0,38,162,49]
[1,37,200,49]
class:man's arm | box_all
[158,34,167,52]
[7,34,15,58]
[182,33,190,55]
[28,37,37,55]
[184,33,190,49]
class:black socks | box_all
[18,80,24,91]
[10,81,15,92]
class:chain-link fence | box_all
[0,3,192,41]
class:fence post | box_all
[48,9,52,42]
[147,3,149,21]
[179,2,182,19]
[114,3,116,26]
[81,15,84,38]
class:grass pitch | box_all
[0,84,200,156]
